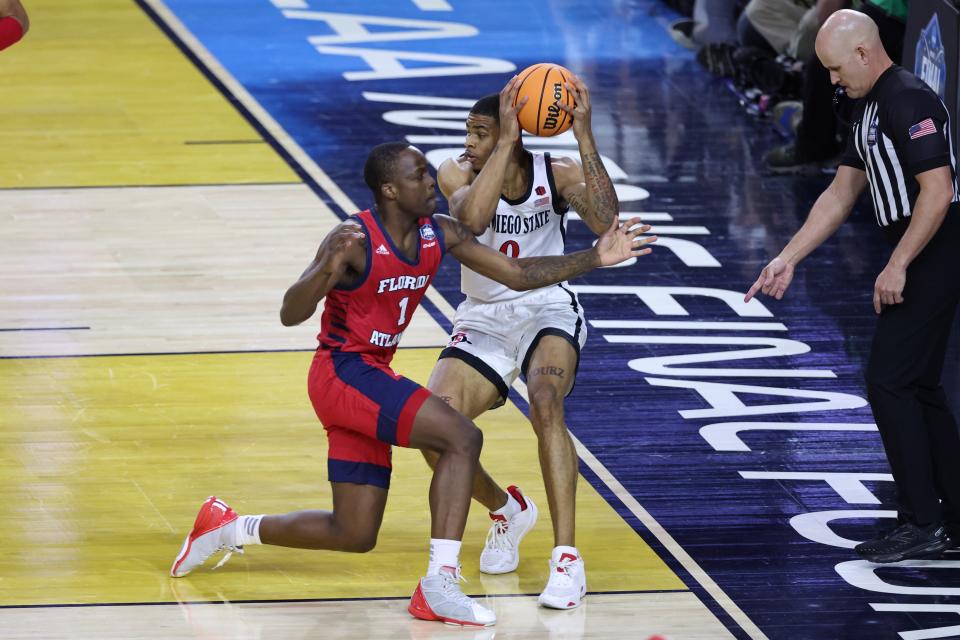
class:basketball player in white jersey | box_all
[422,74,638,609]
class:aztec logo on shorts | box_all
[448,331,473,347]
[420,224,436,241]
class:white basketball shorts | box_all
[438,286,587,408]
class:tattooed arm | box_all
[553,74,619,236]
[554,153,619,236]
[436,214,654,291]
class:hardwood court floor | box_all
[0,594,731,640]
[0,0,293,188]
[0,1,735,638]
[0,349,685,605]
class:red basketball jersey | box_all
[317,209,445,366]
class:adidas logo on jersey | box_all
[376,244,390,255]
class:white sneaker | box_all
[479,485,538,574]
[408,566,497,626]
[170,496,243,577]
[538,547,586,609]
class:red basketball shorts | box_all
[308,350,430,489]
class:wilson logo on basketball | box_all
[542,83,564,130]
[513,62,573,136]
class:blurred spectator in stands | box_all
[764,0,907,174]
[670,0,743,76]
[738,0,819,61]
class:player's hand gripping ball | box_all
[513,62,575,137]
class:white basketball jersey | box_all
[461,152,570,303]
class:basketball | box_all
[513,63,575,137]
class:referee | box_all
[746,9,960,563]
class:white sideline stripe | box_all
[510,381,767,640]
[363,92,475,108]
[143,0,358,220]
[590,320,788,331]
[568,211,674,222]
[146,3,766,638]
[411,0,453,10]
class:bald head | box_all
[816,9,892,98]
[817,10,882,59]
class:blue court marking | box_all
[155,2,960,638]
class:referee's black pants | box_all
[866,212,960,529]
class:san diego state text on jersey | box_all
[462,151,569,303]
[490,209,553,235]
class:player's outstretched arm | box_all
[438,214,655,291]
[0,0,29,50]
[280,222,366,326]
[745,165,867,303]
[443,75,528,235]
[554,74,619,236]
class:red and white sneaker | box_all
[408,566,496,627]
[170,496,242,578]
[479,485,538,574]
[538,547,586,609]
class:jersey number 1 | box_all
[397,296,409,325]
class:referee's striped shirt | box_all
[841,65,960,232]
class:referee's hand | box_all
[745,257,794,303]
[873,263,906,314]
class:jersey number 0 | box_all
[499,240,520,258]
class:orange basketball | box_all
[513,63,575,137]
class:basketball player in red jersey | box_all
[0,0,29,51]
[170,140,654,627]
[422,74,624,609]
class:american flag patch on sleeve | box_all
[908,118,937,139]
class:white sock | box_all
[491,492,521,519]
[552,545,579,562]
[234,515,264,547]
[427,538,461,576]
